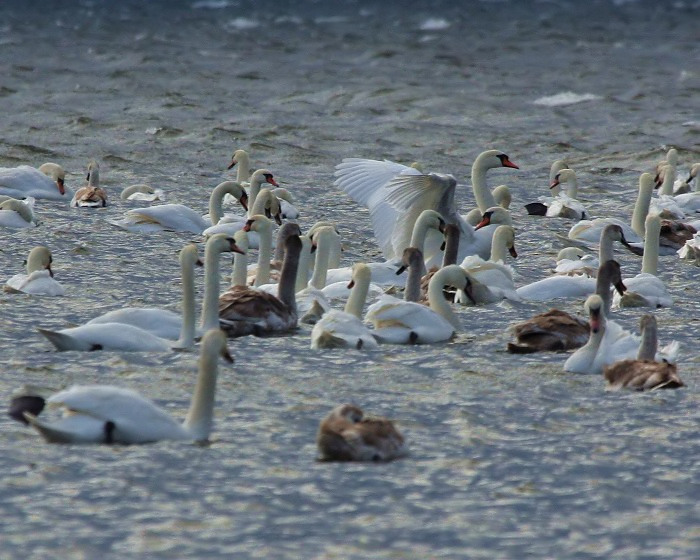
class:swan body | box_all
[86,244,203,344]
[19,330,232,444]
[4,246,64,296]
[37,323,175,352]
[120,184,164,202]
[0,197,37,228]
[71,161,107,208]
[311,263,378,349]
[554,248,599,277]
[317,404,406,462]
[367,264,469,344]
[526,168,586,219]
[218,234,301,337]
[0,163,68,200]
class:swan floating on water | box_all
[0,162,69,200]
[4,246,65,296]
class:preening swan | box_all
[0,197,37,229]
[15,329,233,444]
[0,162,68,200]
[525,168,586,219]
[334,149,518,267]
[110,180,248,234]
[612,214,672,309]
[554,247,599,277]
[71,161,107,208]
[218,234,302,337]
[311,263,378,349]
[367,264,470,344]
[4,246,65,296]
[86,244,204,346]
[604,315,685,390]
[317,404,406,462]
[120,184,164,202]
[507,260,626,354]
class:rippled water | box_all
[1,0,699,558]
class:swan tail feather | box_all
[37,328,95,351]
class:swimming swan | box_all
[17,329,232,444]
[0,197,37,229]
[71,161,107,208]
[0,162,68,200]
[4,246,65,296]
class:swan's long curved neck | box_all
[565,175,578,199]
[598,227,618,264]
[200,244,224,332]
[471,156,497,212]
[232,234,249,287]
[278,240,301,313]
[209,182,240,225]
[641,217,660,275]
[175,249,197,349]
[344,270,370,319]
[247,177,265,218]
[595,266,616,316]
[183,335,220,441]
[253,227,273,288]
[295,236,312,292]
[631,174,653,237]
[404,257,423,303]
[235,152,251,184]
[427,266,462,329]
[309,233,332,289]
[250,188,273,216]
[660,165,676,196]
[637,320,657,360]
[442,224,460,266]
[489,227,509,262]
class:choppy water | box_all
[1,0,699,558]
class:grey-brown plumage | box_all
[317,404,406,462]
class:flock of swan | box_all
[1,146,697,460]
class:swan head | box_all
[416,209,446,233]
[307,221,340,238]
[277,222,303,244]
[687,163,700,183]
[397,247,424,274]
[120,184,155,200]
[665,148,679,166]
[208,233,246,256]
[256,188,282,225]
[475,149,519,170]
[201,328,234,364]
[250,168,278,188]
[584,294,604,333]
[550,168,577,189]
[474,207,512,230]
[492,185,512,209]
[180,243,202,269]
[600,223,632,250]
[38,162,67,195]
[86,160,100,184]
[232,229,250,254]
[227,149,249,170]
[25,246,54,276]
[243,214,273,235]
[549,159,569,181]
[272,187,294,204]
[216,180,249,211]
[347,262,372,289]
[310,225,340,255]
[0,199,34,223]
[328,403,364,424]
[495,225,517,258]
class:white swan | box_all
[525,168,587,219]
[334,149,519,267]
[366,264,469,344]
[0,162,69,200]
[110,180,247,234]
[507,260,626,354]
[120,184,164,202]
[18,329,232,444]
[604,315,685,390]
[4,246,65,296]
[463,183,512,225]
[85,244,206,344]
[227,148,252,183]
[612,214,672,308]
[654,164,700,215]
[311,263,378,349]
[518,224,634,302]
[272,187,299,219]
[653,148,678,188]
[0,197,37,229]
[455,225,519,304]
[71,161,107,208]
[554,247,599,277]
[564,295,678,375]
[39,236,241,352]
[218,234,302,337]
[317,404,406,462]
